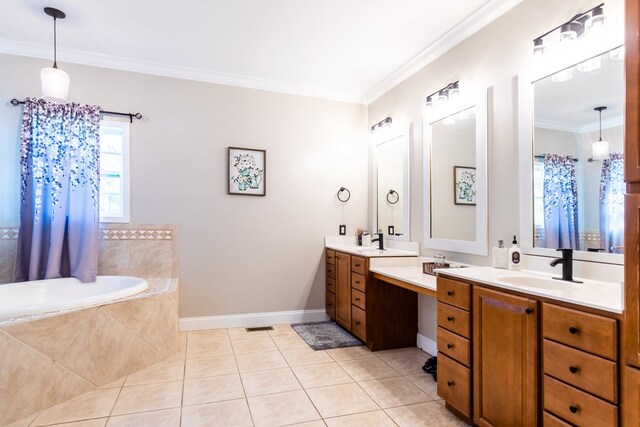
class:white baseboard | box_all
[179,309,329,331]
[417,333,438,356]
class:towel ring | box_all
[337,187,351,203]
[387,189,399,205]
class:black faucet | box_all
[371,232,384,250]
[550,249,582,283]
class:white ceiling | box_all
[0,0,522,103]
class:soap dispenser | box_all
[492,240,508,269]
[508,235,521,270]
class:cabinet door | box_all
[473,286,538,427]
[626,0,640,182]
[335,252,351,330]
[624,366,640,427]
[625,194,640,368]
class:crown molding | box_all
[535,116,624,134]
[362,0,525,104]
[0,39,365,104]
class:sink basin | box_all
[497,275,570,291]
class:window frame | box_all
[99,119,130,223]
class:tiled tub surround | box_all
[0,223,179,285]
[0,278,179,425]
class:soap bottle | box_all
[508,235,521,270]
[492,240,508,269]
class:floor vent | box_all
[245,326,274,332]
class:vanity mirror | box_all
[518,46,624,263]
[424,92,488,255]
[372,124,410,241]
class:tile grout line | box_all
[230,328,257,427]
[179,331,188,427]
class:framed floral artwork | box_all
[228,147,266,196]
[454,166,476,205]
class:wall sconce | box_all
[370,117,392,133]
[532,3,605,57]
[592,106,610,160]
[425,81,460,114]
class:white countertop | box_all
[438,267,623,314]
[369,265,437,293]
[325,244,418,258]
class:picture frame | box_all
[228,147,266,196]
[453,166,476,205]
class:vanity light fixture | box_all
[370,117,392,133]
[41,7,70,102]
[532,3,604,55]
[592,106,610,160]
[424,81,460,112]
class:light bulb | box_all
[559,23,577,43]
[533,38,545,56]
[448,83,460,101]
[438,90,448,103]
[588,6,605,27]
[577,56,601,72]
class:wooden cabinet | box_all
[625,193,640,368]
[623,366,640,426]
[334,252,351,329]
[626,0,640,182]
[473,286,538,427]
[542,302,620,426]
[325,249,417,351]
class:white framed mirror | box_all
[371,124,410,241]
[518,45,624,265]
[423,91,488,255]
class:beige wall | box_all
[0,54,368,317]
[367,0,623,340]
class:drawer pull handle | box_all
[355,281,361,284]
[525,308,533,314]
[569,405,579,414]
[447,343,454,349]
[355,298,361,301]
[355,321,361,325]
[569,365,579,374]
[447,381,455,387]
[447,316,454,322]
[327,303,332,306]
[568,326,579,334]
[447,290,454,296]
[355,264,361,267]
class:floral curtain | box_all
[600,153,624,253]
[14,98,101,282]
[543,154,579,250]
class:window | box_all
[533,158,544,229]
[99,120,130,222]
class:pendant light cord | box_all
[599,108,602,141]
[53,16,58,69]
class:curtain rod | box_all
[9,98,142,123]
[534,154,596,163]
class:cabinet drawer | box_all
[544,339,617,403]
[326,291,335,320]
[544,375,618,427]
[326,277,336,294]
[351,273,366,293]
[352,256,366,275]
[543,411,573,427]
[351,289,366,310]
[437,327,470,367]
[437,302,471,339]
[543,303,617,360]
[437,277,471,310]
[351,305,366,341]
[326,263,336,279]
[326,249,335,265]
[437,353,471,418]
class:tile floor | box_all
[8,324,469,427]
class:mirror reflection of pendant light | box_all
[592,106,610,160]
[41,7,70,102]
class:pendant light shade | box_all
[592,106,610,160]
[41,7,69,102]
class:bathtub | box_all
[0,275,148,318]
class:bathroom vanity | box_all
[434,268,622,426]
[325,245,420,351]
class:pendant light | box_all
[41,7,70,102]
[592,106,610,160]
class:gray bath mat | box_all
[291,321,363,350]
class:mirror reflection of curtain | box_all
[599,153,624,253]
[543,154,579,250]
[14,98,101,283]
